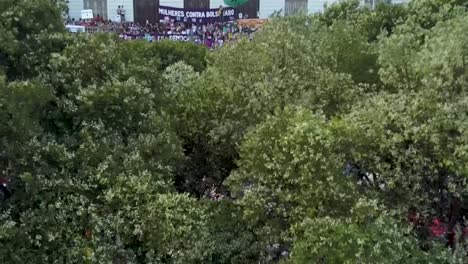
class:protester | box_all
[67,15,259,48]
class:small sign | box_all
[65,25,85,33]
[81,9,93,19]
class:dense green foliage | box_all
[0,0,467,263]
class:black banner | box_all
[158,5,237,23]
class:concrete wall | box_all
[70,0,411,25]
[308,0,339,13]
[259,0,285,18]
[185,0,210,9]
[285,0,307,16]
[391,0,410,4]
[83,0,108,18]
[160,0,184,8]
[259,0,341,18]
[210,0,225,9]
[68,0,84,20]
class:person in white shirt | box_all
[120,6,126,22]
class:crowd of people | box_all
[67,15,259,49]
